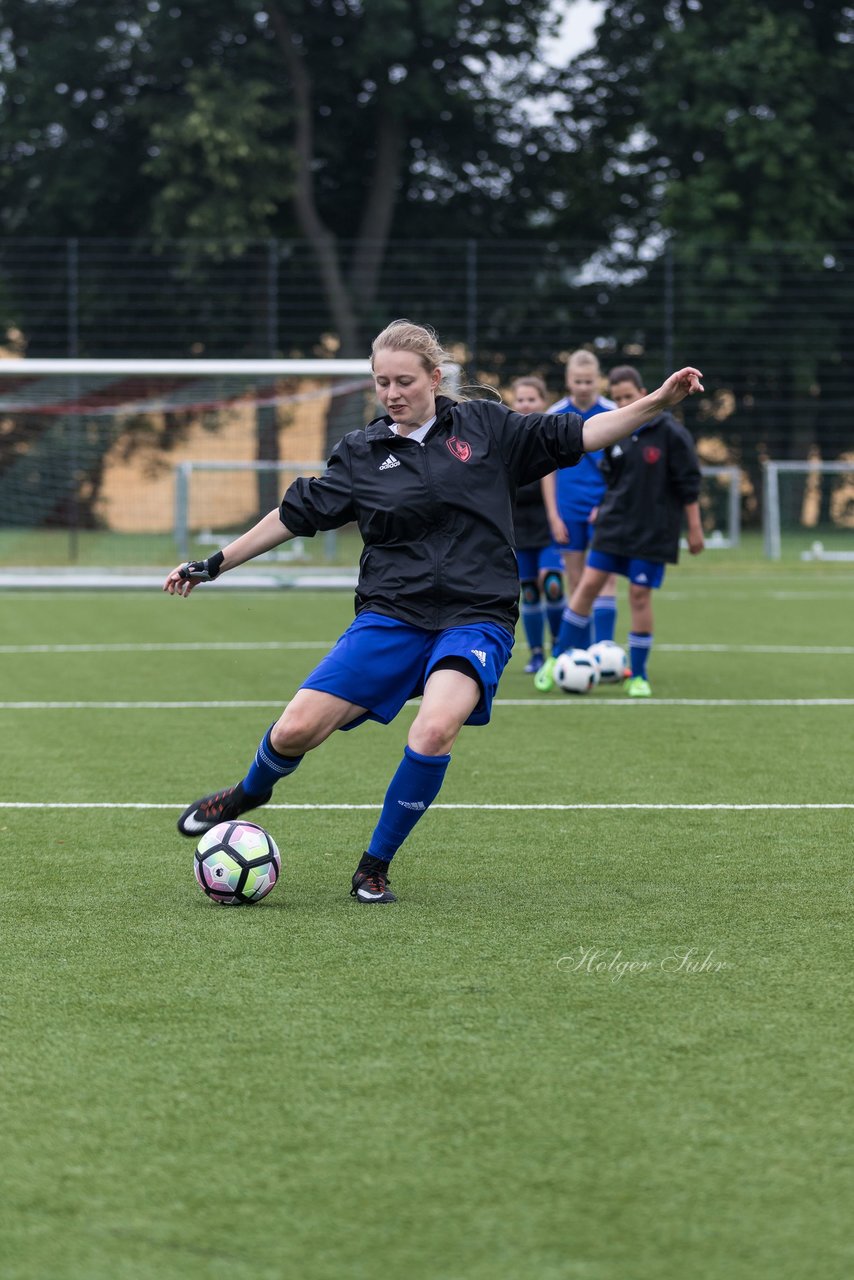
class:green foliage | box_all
[1,0,851,461]
[0,0,581,241]
[145,71,294,242]
[568,0,854,244]
[2,1,850,248]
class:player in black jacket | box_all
[543,364,704,698]
[164,323,704,903]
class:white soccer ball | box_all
[553,648,601,695]
[588,640,628,684]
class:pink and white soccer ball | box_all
[588,640,628,684]
[553,649,601,694]
[194,821,281,906]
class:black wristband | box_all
[178,550,224,583]
[206,550,224,579]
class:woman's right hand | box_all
[163,559,216,597]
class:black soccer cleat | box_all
[350,853,397,904]
[177,782,272,838]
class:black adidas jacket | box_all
[280,395,585,631]
[592,412,701,564]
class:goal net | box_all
[0,358,373,571]
[763,459,854,559]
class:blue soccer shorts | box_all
[516,544,564,579]
[587,549,666,589]
[300,611,515,729]
[554,516,595,552]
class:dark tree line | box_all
[4,1,848,337]
[1,0,852,526]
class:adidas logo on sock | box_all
[379,455,401,471]
[398,799,426,811]
[471,649,487,667]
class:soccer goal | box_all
[697,465,742,549]
[0,357,373,572]
[763,459,854,560]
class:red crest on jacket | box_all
[643,445,662,464]
[446,437,472,462]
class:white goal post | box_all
[0,358,373,376]
[763,460,854,560]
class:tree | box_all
[0,1,607,334]
[557,0,854,469]
[1,0,617,456]
[564,0,854,246]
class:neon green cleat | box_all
[625,675,652,698]
[533,654,558,692]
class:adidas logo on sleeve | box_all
[471,649,487,667]
[378,455,401,471]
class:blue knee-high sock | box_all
[367,745,451,862]
[242,727,304,797]
[628,632,653,680]
[593,595,617,644]
[520,595,545,656]
[553,607,592,657]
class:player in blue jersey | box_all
[509,375,566,673]
[164,322,704,904]
[536,349,620,691]
[556,364,705,697]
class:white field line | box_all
[4,802,854,812]
[655,643,854,654]
[0,641,333,654]
[494,698,854,707]
[2,641,854,656]
[2,698,854,709]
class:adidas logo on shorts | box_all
[471,649,487,667]
[379,455,401,471]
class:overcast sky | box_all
[543,0,605,65]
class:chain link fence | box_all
[0,237,851,563]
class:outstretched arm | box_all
[582,368,704,452]
[163,509,296,597]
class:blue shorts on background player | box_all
[536,363,705,698]
[510,376,566,672]
[165,322,705,902]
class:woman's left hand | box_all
[658,368,704,406]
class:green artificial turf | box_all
[1,551,853,1279]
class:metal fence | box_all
[1,236,852,501]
